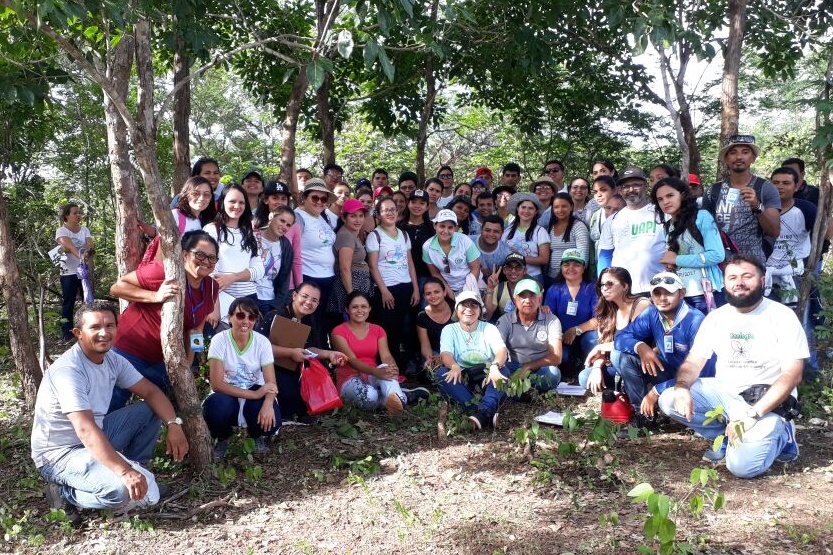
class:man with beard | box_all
[658,255,808,478]
[702,135,780,265]
[598,166,666,295]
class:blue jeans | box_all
[616,351,675,412]
[38,402,162,510]
[108,347,171,413]
[276,367,307,420]
[561,330,599,372]
[505,362,560,392]
[657,378,791,478]
[60,274,81,340]
[202,386,281,440]
[340,375,405,411]
[434,364,510,417]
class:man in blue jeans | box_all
[614,272,712,429]
[497,278,562,392]
[658,255,808,478]
[31,302,188,526]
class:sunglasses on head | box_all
[233,312,258,322]
[650,276,679,287]
[442,255,450,274]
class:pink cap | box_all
[342,198,368,214]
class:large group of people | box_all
[38,134,822,524]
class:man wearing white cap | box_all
[614,271,711,427]
[496,278,562,392]
[422,209,482,299]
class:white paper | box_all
[534,411,565,426]
[556,383,587,396]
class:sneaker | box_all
[402,387,430,406]
[702,437,728,464]
[776,420,799,463]
[385,392,404,414]
[44,482,82,528]
[253,437,270,455]
[213,438,229,460]
[468,410,499,431]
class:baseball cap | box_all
[242,168,264,183]
[454,290,484,311]
[373,185,394,199]
[475,166,493,178]
[432,209,458,224]
[470,176,489,189]
[617,166,647,186]
[561,248,586,265]
[342,198,368,214]
[649,272,685,294]
[409,189,429,201]
[356,178,371,189]
[719,134,760,160]
[514,278,541,295]
[688,174,701,186]
[264,181,290,196]
[503,252,526,266]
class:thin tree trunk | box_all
[280,68,308,198]
[133,20,213,471]
[416,0,440,185]
[0,179,42,407]
[316,73,335,166]
[718,0,748,181]
[102,35,141,286]
[172,32,191,196]
[658,48,689,177]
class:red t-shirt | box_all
[114,261,218,363]
[330,323,387,391]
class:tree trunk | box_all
[280,68,308,197]
[718,0,748,181]
[133,20,213,471]
[657,48,689,177]
[0,179,42,407]
[316,73,335,166]
[416,0,440,185]
[172,32,191,197]
[102,35,141,285]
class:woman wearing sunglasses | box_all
[108,231,220,412]
[293,179,338,346]
[203,298,279,459]
[579,267,650,393]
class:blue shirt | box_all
[543,280,597,331]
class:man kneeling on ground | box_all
[657,255,807,478]
[31,301,188,525]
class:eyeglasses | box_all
[308,195,329,204]
[544,168,563,174]
[438,173,454,179]
[190,250,218,264]
[233,312,258,322]
[650,276,679,287]
[379,208,397,215]
[599,281,619,289]
[297,292,320,305]
[325,172,342,179]
[442,255,450,274]
[193,192,213,199]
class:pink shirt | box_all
[331,323,387,390]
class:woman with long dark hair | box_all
[204,184,264,326]
[502,192,550,283]
[191,157,223,224]
[650,177,725,311]
[569,177,596,225]
[547,192,589,281]
[579,267,650,393]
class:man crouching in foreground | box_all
[31,301,188,526]
[658,255,807,478]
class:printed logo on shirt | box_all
[630,220,659,236]
[730,332,754,341]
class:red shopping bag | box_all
[300,358,343,415]
[601,389,634,423]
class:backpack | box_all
[701,176,774,259]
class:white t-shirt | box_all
[55,226,92,275]
[256,235,282,301]
[173,209,203,234]
[502,225,549,279]
[599,204,666,294]
[437,194,454,208]
[294,209,337,277]
[203,224,264,316]
[207,330,274,390]
[366,227,412,286]
[767,205,811,271]
[690,298,809,394]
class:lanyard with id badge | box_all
[187,280,210,352]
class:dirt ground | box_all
[2,382,833,555]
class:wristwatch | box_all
[751,202,764,214]
[574,327,583,337]
[745,407,760,420]
[166,416,183,426]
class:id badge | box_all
[726,187,741,204]
[566,301,578,316]
[190,331,205,353]
[663,335,674,354]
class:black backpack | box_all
[700,177,774,259]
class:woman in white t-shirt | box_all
[367,197,420,371]
[204,298,279,459]
[139,177,214,258]
[204,184,265,327]
[502,192,550,283]
[55,203,93,340]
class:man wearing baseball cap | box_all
[496,278,562,393]
[701,134,781,265]
[597,165,666,294]
[614,271,712,430]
